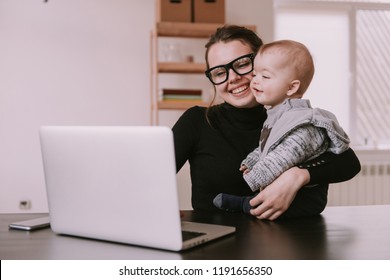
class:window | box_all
[275,0,390,147]
[356,9,390,146]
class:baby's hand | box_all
[239,165,249,174]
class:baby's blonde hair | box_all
[259,40,315,95]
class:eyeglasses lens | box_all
[207,54,254,85]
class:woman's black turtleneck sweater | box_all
[172,103,360,217]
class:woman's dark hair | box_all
[205,25,263,69]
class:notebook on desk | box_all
[39,126,235,251]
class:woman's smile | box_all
[230,84,249,95]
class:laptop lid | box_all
[39,126,234,251]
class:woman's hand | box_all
[249,167,310,220]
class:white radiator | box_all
[328,161,390,206]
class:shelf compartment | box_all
[158,100,209,110]
[158,62,206,73]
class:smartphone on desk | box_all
[9,216,50,231]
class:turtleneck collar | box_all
[212,102,266,130]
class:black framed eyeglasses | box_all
[205,53,255,85]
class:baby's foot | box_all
[213,193,252,214]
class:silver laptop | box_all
[39,126,235,251]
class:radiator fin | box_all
[328,162,390,206]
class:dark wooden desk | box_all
[1,205,389,259]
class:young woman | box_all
[172,25,360,220]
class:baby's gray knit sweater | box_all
[242,99,350,192]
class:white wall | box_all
[0,0,274,213]
[275,6,351,134]
[0,0,154,213]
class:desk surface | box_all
[1,205,390,260]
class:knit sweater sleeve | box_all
[241,146,261,170]
[244,125,329,192]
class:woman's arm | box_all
[299,148,361,184]
[172,107,202,172]
[249,148,361,220]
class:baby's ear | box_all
[287,80,300,96]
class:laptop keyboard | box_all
[182,230,206,241]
